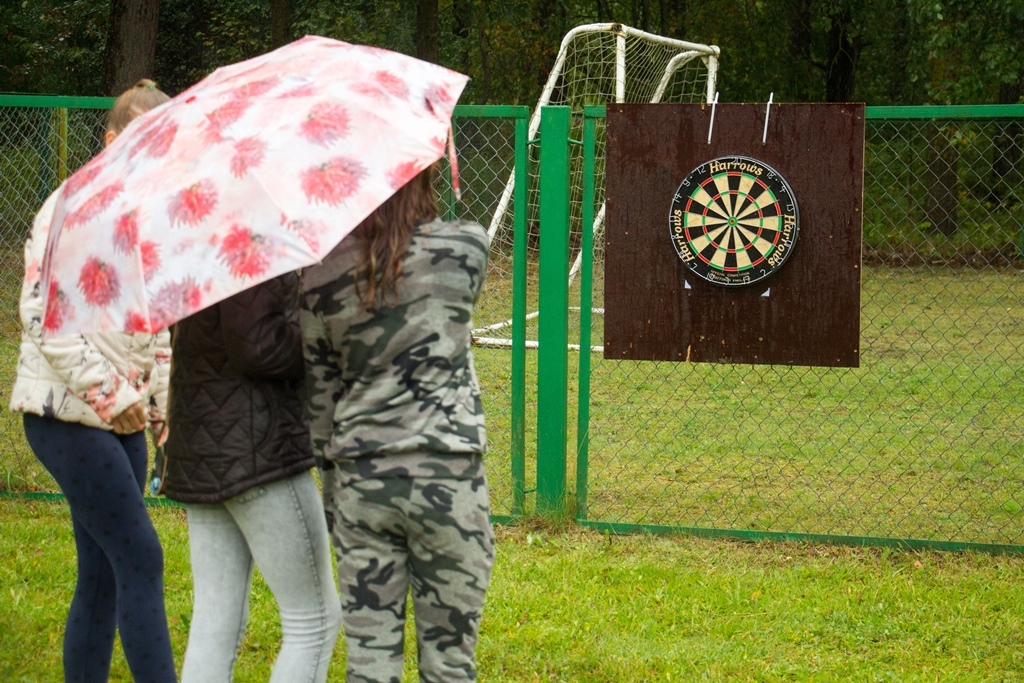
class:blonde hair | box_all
[107,79,170,134]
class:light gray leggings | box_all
[181,470,341,683]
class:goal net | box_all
[475,22,720,348]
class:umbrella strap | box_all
[447,123,461,202]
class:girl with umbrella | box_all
[301,164,494,683]
[158,236,342,682]
[10,79,177,683]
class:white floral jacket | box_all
[9,190,171,431]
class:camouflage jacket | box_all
[300,218,488,481]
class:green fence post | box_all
[511,111,529,517]
[575,107,601,521]
[536,106,571,517]
[56,107,68,183]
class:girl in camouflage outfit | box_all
[301,164,493,683]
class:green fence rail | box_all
[2,97,1023,554]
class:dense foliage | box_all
[1,1,1022,103]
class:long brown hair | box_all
[355,165,438,308]
[107,79,170,135]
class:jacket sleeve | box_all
[300,304,341,467]
[218,272,305,381]
[20,193,144,424]
[147,328,172,427]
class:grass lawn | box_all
[3,498,1024,682]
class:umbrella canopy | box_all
[41,35,468,334]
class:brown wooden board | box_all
[603,103,864,367]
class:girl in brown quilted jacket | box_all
[161,271,341,683]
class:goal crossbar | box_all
[486,23,720,243]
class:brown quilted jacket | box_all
[162,273,312,504]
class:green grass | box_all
[3,499,1024,682]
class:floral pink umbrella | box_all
[41,35,467,334]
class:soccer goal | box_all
[474,22,720,349]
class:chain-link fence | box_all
[0,96,112,492]
[0,98,530,519]
[4,98,1023,550]
[573,106,1024,550]
[445,106,530,517]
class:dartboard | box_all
[669,156,799,287]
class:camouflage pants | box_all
[325,473,494,683]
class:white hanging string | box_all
[762,92,774,144]
[707,91,719,144]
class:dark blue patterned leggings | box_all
[23,414,177,683]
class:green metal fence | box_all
[0,95,113,493]
[3,97,1023,553]
[551,104,1024,553]
[0,97,531,520]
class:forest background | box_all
[1,0,1023,107]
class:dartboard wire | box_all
[683,196,729,224]
[709,236,730,268]
[690,186,731,220]
[687,224,730,254]
[736,185,780,221]
[735,225,775,264]
[699,221,774,273]
[733,234,755,270]
[729,180,771,224]
[732,191,755,222]
[726,227,747,269]
[736,173,757,200]
[700,177,733,217]
[711,192,733,219]
[727,228,767,272]
[686,192,730,223]
[734,189,755,217]
[701,195,768,268]
[736,226,780,258]
[683,212,729,231]
[691,195,772,265]
[712,174,734,215]
[736,195,778,222]
[738,214,783,233]
[728,172,758,218]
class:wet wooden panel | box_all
[604,103,864,367]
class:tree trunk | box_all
[824,7,858,102]
[100,0,162,96]
[415,0,439,63]
[887,0,910,104]
[923,53,959,235]
[923,122,960,236]
[270,0,291,49]
[453,0,473,73]
[659,0,686,38]
[637,0,650,32]
[533,0,568,92]
[475,0,492,103]
[786,0,811,101]
[989,81,1022,205]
